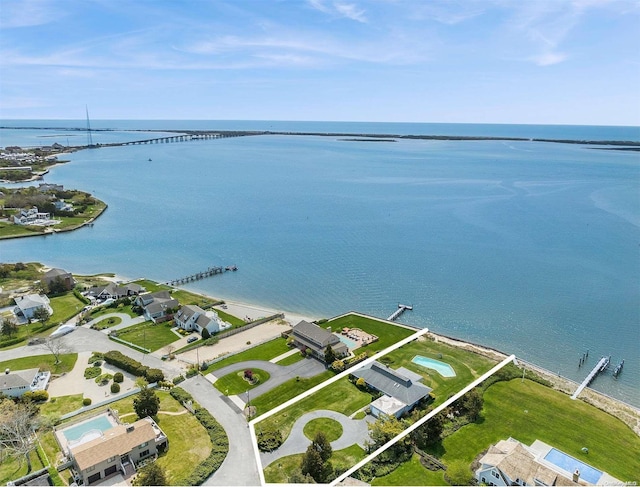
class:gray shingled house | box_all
[291,320,349,361]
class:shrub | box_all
[172,375,185,385]
[170,387,194,405]
[84,366,101,379]
[22,390,48,402]
[95,373,113,385]
[185,367,198,378]
[110,383,120,393]
[144,368,164,383]
[103,350,149,377]
[332,360,345,372]
[257,429,283,452]
[83,398,92,406]
[201,328,211,339]
[113,372,124,383]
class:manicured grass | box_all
[114,320,179,352]
[384,336,496,406]
[49,293,85,323]
[204,337,291,373]
[40,394,84,417]
[303,418,343,442]
[263,444,366,483]
[371,453,443,486]
[213,368,271,395]
[132,279,172,293]
[438,379,640,483]
[0,353,77,375]
[90,316,122,329]
[0,446,45,484]
[0,321,55,348]
[213,308,245,327]
[327,313,415,354]
[154,410,212,484]
[255,375,371,441]
[275,351,305,366]
[89,305,138,319]
[39,430,64,469]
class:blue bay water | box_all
[1,121,639,406]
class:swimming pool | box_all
[62,415,114,442]
[411,355,456,377]
[339,335,358,350]
[543,448,602,484]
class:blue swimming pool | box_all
[411,355,456,377]
[339,335,358,350]
[62,415,114,442]
[543,448,602,484]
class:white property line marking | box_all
[250,326,430,487]
[330,354,516,486]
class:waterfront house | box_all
[291,320,348,361]
[174,305,231,336]
[14,293,53,320]
[42,268,76,291]
[134,291,179,323]
[0,368,50,398]
[87,282,143,301]
[476,438,621,486]
[12,206,55,226]
[350,361,432,418]
[68,417,168,486]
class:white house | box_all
[14,294,53,320]
[134,291,179,323]
[0,368,51,398]
[174,305,231,336]
[476,438,622,486]
[12,206,57,226]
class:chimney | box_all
[573,469,580,483]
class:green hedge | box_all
[74,289,90,304]
[169,387,193,404]
[84,366,101,379]
[178,407,229,485]
[0,336,26,348]
[102,350,164,382]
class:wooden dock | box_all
[571,356,610,400]
[164,265,236,286]
[388,304,413,321]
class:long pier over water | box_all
[572,356,610,400]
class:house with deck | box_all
[134,291,179,323]
[291,320,348,361]
[14,293,53,320]
[42,268,76,291]
[174,305,231,336]
[351,361,432,418]
[87,282,144,301]
[0,368,50,398]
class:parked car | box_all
[187,336,198,343]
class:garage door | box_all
[104,465,117,476]
[88,472,101,484]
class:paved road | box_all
[181,375,261,486]
[211,358,326,403]
[260,409,373,469]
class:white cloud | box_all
[532,52,567,66]
[0,0,67,28]
[334,2,368,23]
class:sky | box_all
[1,0,639,125]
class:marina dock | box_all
[387,304,413,321]
[571,356,610,400]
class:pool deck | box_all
[55,410,119,453]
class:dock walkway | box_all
[387,304,413,321]
[572,356,610,400]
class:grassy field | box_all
[0,445,46,484]
[303,417,343,442]
[49,293,85,323]
[213,368,271,395]
[255,376,372,441]
[132,279,172,293]
[326,313,416,354]
[275,351,305,366]
[213,308,245,327]
[0,321,56,349]
[89,305,138,319]
[39,394,84,417]
[0,353,78,374]
[263,444,366,483]
[371,453,443,486]
[90,316,122,329]
[114,320,179,352]
[203,337,291,373]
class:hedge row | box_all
[103,350,164,382]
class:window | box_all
[492,471,500,479]
[86,466,95,472]
[140,449,150,458]
[107,456,116,463]
[482,477,486,484]
[139,441,148,449]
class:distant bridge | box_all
[121,133,225,145]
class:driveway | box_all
[83,313,146,333]
[180,375,261,486]
[260,409,373,468]
[209,357,326,403]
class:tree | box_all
[40,336,69,364]
[288,470,315,483]
[300,446,325,483]
[324,345,336,364]
[0,399,39,473]
[1,317,18,338]
[366,415,412,466]
[32,307,51,324]
[133,462,167,486]
[201,327,211,339]
[133,386,160,419]
[458,388,484,422]
[311,431,332,462]
[411,411,445,448]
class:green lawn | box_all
[113,320,179,352]
[275,351,305,366]
[213,308,245,327]
[383,336,496,406]
[326,313,415,354]
[0,353,77,374]
[213,368,271,395]
[132,279,172,293]
[371,453,443,486]
[204,337,291,373]
[436,379,640,484]
[0,445,46,484]
[40,394,84,417]
[255,375,372,442]
[0,321,54,349]
[89,305,138,319]
[49,293,85,323]
[90,316,122,329]
[263,444,366,483]
[303,418,343,442]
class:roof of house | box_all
[14,294,50,311]
[145,298,179,316]
[292,320,344,349]
[71,418,157,471]
[43,268,71,278]
[370,394,406,417]
[0,368,39,391]
[351,361,432,406]
[176,304,204,321]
